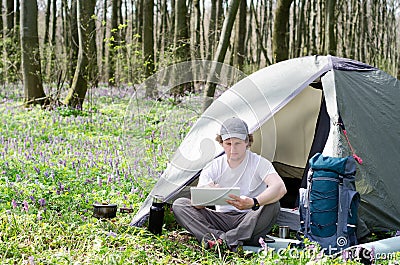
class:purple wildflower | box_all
[342,249,349,261]
[131,186,139,193]
[29,195,35,203]
[370,246,375,263]
[12,199,17,209]
[259,237,267,251]
[37,212,42,221]
[28,256,35,265]
[107,231,117,238]
[34,166,40,175]
[38,198,46,207]
[22,200,29,212]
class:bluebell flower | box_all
[107,231,117,238]
[38,198,46,207]
[22,201,29,212]
[34,166,40,175]
[12,199,17,209]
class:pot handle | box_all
[120,207,133,214]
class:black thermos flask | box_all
[148,195,165,235]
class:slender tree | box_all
[69,0,78,84]
[174,0,189,63]
[325,0,337,55]
[51,0,56,46]
[251,1,271,66]
[233,0,246,71]
[87,0,98,87]
[143,0,155,97]
[206,0,217,60]
[101,0,108,82]
[20,0,46,105]
[64,0,96,108]
[2,0,16,83]
[108,0,119,86]
[202,0,241,111]
[273,0,294,62]
[136,0,143,43]
[191,0,201,59]
[44,0,51,44]
[171,0,191,96]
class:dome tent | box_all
[131,55,400,235]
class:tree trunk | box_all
[64,0,95,109]
[158,0,168,57]
[137,0,143,43]
[273,0,293,63]
[172,0,190,97]
[87,0,98,87]
[295,0,306,57]
[20,0,46,106]
[251,1,271,66]
[325,0,337,55]
[245,0,254,66]
[143,0,155,97]
[191,0,201,59]
[310,0,318,54]
[101,0,108,83]
[207,0,217,60]
[108,0,119,86]
[69,0,78,85]
[44,0,51,44]
[51,0,56,46]
[174,0,189,62]
[202,0,241,111]
[234,0,246,71]
[2,0,16,83]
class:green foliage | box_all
[56,107,89,117]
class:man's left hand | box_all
[226,194,254,210]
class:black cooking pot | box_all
[93,203,118,219]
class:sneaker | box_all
[207,238,224,249]
[201,233,226,251]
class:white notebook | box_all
[190,187,240,206]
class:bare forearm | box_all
[256,184,286,206]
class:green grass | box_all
[0,87,398,264]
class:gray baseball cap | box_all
[220,117,249,141]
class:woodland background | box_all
[1,0,400,109]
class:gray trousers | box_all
[172,197,280,248]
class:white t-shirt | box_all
[198,150,277,212]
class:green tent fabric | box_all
[131,55,400,234]
[335,70,400,230]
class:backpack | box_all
[299,153,360,252]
